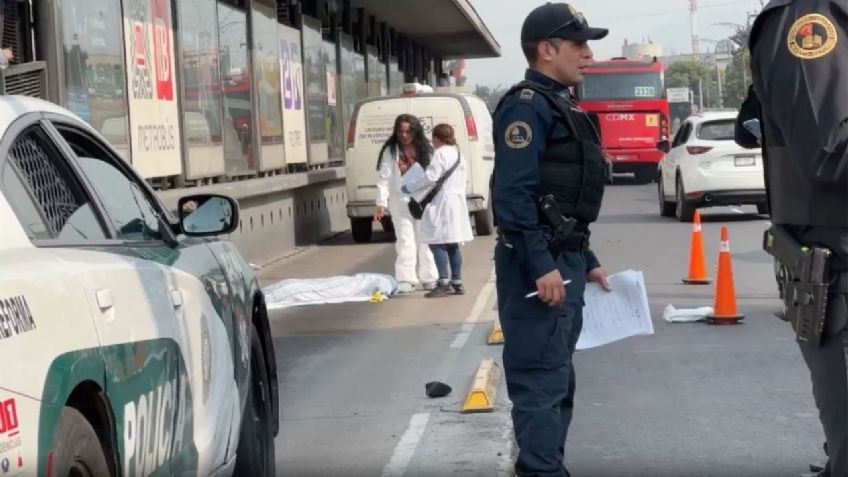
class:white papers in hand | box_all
[576,270,654,350]
[400,162,430,202]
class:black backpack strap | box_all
[420,151,461,207]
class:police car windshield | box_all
[577,72,663,100]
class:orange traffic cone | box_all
[682,211,711,285]
[707,226,745,325]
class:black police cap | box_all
[521,2,609,43]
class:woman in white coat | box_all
[374,114,439,293]
[403,123,474,298]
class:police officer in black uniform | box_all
[492,3,612,476]
[737,1,848,475]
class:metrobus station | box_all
[0,0,499,263]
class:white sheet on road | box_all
[576,270,655,350]
[663,304,713,323]
[263,273,398,310]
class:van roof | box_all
[350,93,478,122]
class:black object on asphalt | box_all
[425,381,452,398]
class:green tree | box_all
[722,49,750,109]
[665,60,721,110]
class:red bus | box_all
[574,57,670,183]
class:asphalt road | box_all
[259,181,824,477]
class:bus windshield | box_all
[577,72,664,100]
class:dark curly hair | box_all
[377,114,432,170]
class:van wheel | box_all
[235,327,276,476]
[51,407,111,477]
[351,218,372,243]
[474,203,494,236]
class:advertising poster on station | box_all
[122,0,183,178]
[279,23,308,164]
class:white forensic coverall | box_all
[404,144,474,245]
[376,146,438,286]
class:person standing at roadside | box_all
[375,114,439,293]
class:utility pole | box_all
[689,0,700,54]
[717,63,723,108]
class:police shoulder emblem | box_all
[519,89,535,101]
[787,14,838,59]
[505,121,532,149]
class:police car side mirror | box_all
[178,194,239,237]
[656,140,671,154]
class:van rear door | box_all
[347,98,410,203]
[410,96,469,191]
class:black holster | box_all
[764,225,833,346]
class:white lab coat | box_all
[375,146,438,285]
[405,144,474,245]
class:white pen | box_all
[525,280,572,299]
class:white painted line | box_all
[380,413,431,477]
[469,280,496,324]
[449,323,475,349]
[449,277,496,349]
[731,207,745,214]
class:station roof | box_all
[354,0,501,59]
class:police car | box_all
[0,96,278,476]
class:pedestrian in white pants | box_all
[374,114,438,293]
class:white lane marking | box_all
[380,413,431,477]
[450,278,496,349]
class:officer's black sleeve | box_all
[755,6,848,186]
[585,249,601,273]
[493,96,557,280]
[735,85,761,149]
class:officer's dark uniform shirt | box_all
[742,0,848,269]
[748,0,848,224]
[493,69,601,280]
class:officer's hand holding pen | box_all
[534,269,567,307]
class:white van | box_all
[345,84,495,243]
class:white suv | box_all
[657,111,767,222]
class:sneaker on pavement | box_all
[422,282,438,291]
[425,284,453,298]
[452,283,466,295]
[396,282,416,294]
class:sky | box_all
[464,0,766,89]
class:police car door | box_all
[36,119,188,476]
[0,117,111,477]
[48,119,236,476]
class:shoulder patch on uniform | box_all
[504,121,533,149]
[787,14,837,59]
[519,89,535,101]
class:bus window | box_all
[577,72,664,100]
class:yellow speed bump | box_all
[487,318,504,345]
[462,358,502,413]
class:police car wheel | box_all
[234,327,276,476]
[51,407,111,477]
